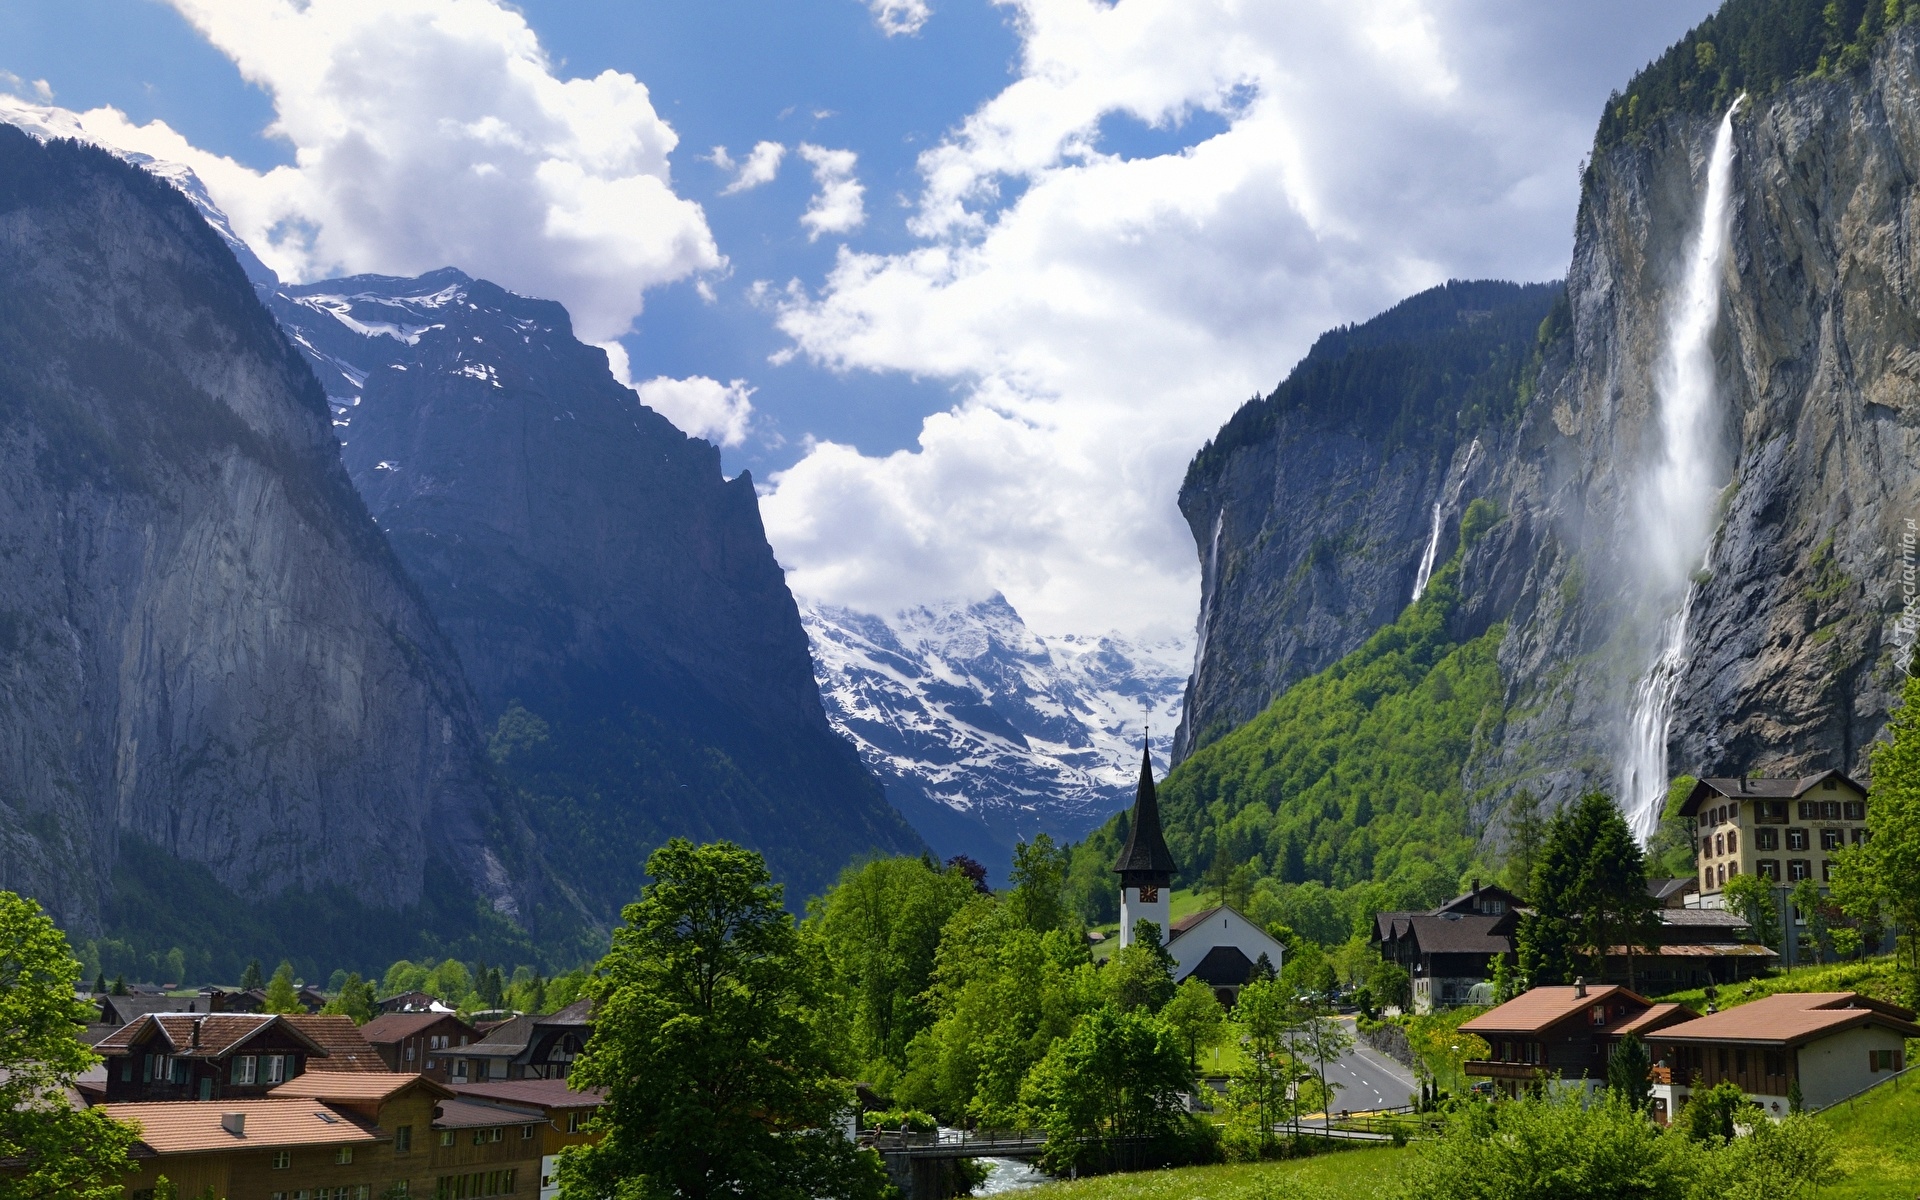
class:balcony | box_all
[1464,1060,1543,1080]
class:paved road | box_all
[1316,1018,1418,1114]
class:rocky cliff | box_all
[264,270,925,913]
[0,128,530,938]
[1180,18,1920,844]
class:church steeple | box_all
[1113,741,1177,882]
[1113,738,1176,947]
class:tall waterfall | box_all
[1412,438,1480,603]
[1619,102,1742,841]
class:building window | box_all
[396,1125,412,1153]
[336,1147,354,1165]
[431,1035,448,1051]
[567,1112,585,1133]
[1703,869,1713,891]
[265,1055,287,1084]
[1700,835,1712,858]
[1758,860,1780,881]
[231,1055,257,1085]
[1484,899,1505,915]
[1727,830,1738,854]
[1714,833,1724,857]
[1787,828,1809,851]
[405,1043,417,1063]
[1821,828,1843,851]
[441,1131,455,1147]
[491,1127,504,1143]
[272,1150,292,1169]
[1799,801,1818,820]
[1870,1049,1904,1072]
[1716,864,1726,886]
[1788,860,1811,882]
[1757,828,1779,851]
[1821,800,1841,820]
[1852,827,1866,846]
[1844,800,1866,821]
[522,1125,535,1140]
[474,1129,487,1146]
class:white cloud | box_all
[868,0,933,36]
[796,143,866,241]
[761,0,1720,637]
[719,140,787,194]
[27,0,719,343]
[634,375,756,447]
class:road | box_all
[1316,1018,1418,1115]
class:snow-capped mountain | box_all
[804,594,1189,884]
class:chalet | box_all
[457,1000,595,1082]
[95,1014,384,1103]
[1600,907,1776,991]
[1373,881,1524,1012]
[1110,743,1284,1003]
[1458,982,1695,1103]
[359,1011,481,1080]
[1647,992,1918,1116]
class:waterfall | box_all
[1619,101,1742,842]
[1411,438,1480,603]
[1412,503,1444,603]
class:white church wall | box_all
[1168,907,1286,982]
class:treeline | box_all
[1596,0,1919,149]
[1064,532,1506,944]
[1184,280,1562,489]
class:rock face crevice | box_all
[1181,28,1920,835]
[0,129,524,932]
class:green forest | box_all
[1065,510,1508,943]
[1596,0,1919,147]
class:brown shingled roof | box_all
[435,1097,545,1129]
[1651,992,1920,1046]
[282,1015,388,1072]
[104,1099,381,1155]
[1458,985,1650,1037]
[95,1014,296,1059]
[271,1073,453,1104]
[359,1011,473,1046]
[449,1079,607,1110]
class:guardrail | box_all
[1813,1062,1916,1115]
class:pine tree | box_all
[1606,1033,1652,1112]
[240,959,265,991]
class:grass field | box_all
[1652,955,1908,1012]
[1013,1145,1411,1200]
[1820,1071,1920,1199]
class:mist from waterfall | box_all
[1619,102,1742,842]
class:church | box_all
[1113,744,1287,1004]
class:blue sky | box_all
[0,0,1721,639]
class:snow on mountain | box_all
[803,594,1188,884]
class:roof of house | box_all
[103,1099,381,1155]
[1681,771,1863,816]
[1396,913,1513,956]
[462,1014,534,1058]
[1458,985,1651,1036]
[1607,943,1778,959]
[1648,878,1699,904]
[536,999,593,1029]
[434,1097,546,1129]
[377,990,453,1014]
[1112,744,1178,876]
[448,1079,607,1110]
[359,1012,473,1045]
[1650,992,1920,1046]
[271,1073,453,1104]
[98,995,211,1025]
[281,1016,388,1072]
[1659,909,1749,929]
[95,1014,316,1059]
[1432,882,1527,916]
[1611,1002,1697,1038]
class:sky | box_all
[0,0,1721,642]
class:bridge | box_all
[862,1129,1048,1198]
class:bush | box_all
[861,1108,937,1135]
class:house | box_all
[97,994,218,1027]
[1682,771,1869,895]
[359,1011,481,1080]
[105,1096,402,1200]
[94,1013,385,1103]
[455,1001,595,1082]
[1108,741,1284,1002]
[1647,992,1918,1116]
[1599,908,1777,992]
[449,1079,607,1199]
[1458,982,1695,1101]
[1373,881,1525,1012]
[1649,877,1700,908]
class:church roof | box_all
[1113,743,1178,876]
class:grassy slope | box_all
[1821,1074,1920,1199]
[1651,955,1909,1011]
[1017,1146,1410,1200]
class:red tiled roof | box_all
[271,1073,452,1104]
[95,1014,290,1059]
[282,1015,388,1072]
[1458,986,1650,1037]
[104,1099,380,1154]
[359,1012,473,1045]
[1611,1002,1697,1038]
[1650,992,1920,1046]
[449,1079,606,1110]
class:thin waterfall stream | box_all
[1412,438,1480,603]
[1619,101,1742,841]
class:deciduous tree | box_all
[1832,667,1920,1005]
[558,840,888,1200]
[0,891,141,1200]
[1020,1003,1195,1172]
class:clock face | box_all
[1138,886,1159,903]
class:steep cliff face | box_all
[0,128,525,933]
[1174,281,1561,761]
[264,270,925,912]
[1181,23,1920,841]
